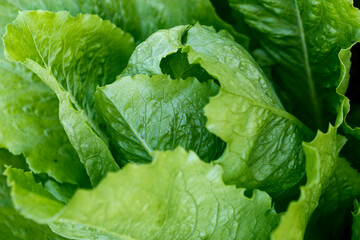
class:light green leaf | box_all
[4,11,136,185]
[0,150,63,239]
[5,148,280,239]
[95,74,223,164]
[2,166,68,239]
[0,60,89,186]
[0,0,81,58]
[77,0,248,45]
[271,125,346,240]
[186,24,313,195]
[5,167,64,223]
[121,23,312,196]
[0,0,91,186]
[121,25,189,77]
[229,0,360,130]
[48,148,279,240]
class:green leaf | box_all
[44,180,77,204]
[122,25,190,77]
[5,167,64,223]
[0,60,89,186]
[48,148,279,239]
[271,125,346,240]
[304,158,360,239]
[4,148,280,239]
[186,24,313,195]
[229,0,360,130]
[0,149,27,208]
[353,200,360,240]
[122,23,312,196]
[4,11,135,185]
[95,74,223,164]
[2,166,68,239]
[0,0,82,58]
[0,0,90,186]
[0,207,68,240]
[77,0,248,45]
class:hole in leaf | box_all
[243,189,254,199]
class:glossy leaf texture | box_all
[0,1,89,186]
[6,148,280,240]
[95,75,223,165]
[271,125,346,240]
[121,23,313,196]
[3,11,136,185]
[229,0,360,131]
[0,0,243,186]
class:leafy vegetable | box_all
[229,0,360,131]
[6,148,279,239]
[0,0,359,239]
[95,74,223,164]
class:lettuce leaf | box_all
[229,0,360,131]
[271,125,346,240]
[95,74,223,164]
[3,11,135,185]
[122,24,314,196]
[0,149,68,240]
[6,148,280,240]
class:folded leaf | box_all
[5,167,64,223]
[5,148,280,239]
[95,74,223,164]
[187,24,313,195]
[271,125,346,240]
[0,0,93,186]
[0,150,68,239]
[121,23,313,196]
[4,11,136,185]
[229,0,360,130]
[122,25,189,77]
[0,60,89,186]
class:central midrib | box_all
[24,18,111,146]
[293,0,322,128]
[103,90,153,156]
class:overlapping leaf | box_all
[229,0,360,130]
[95,74,223,164]
[4,11,136,185]
[0,149,68,240]
[6,148,280,240]
[271,126,346,240]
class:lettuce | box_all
[0,0,359,239]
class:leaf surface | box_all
[271,126,346,240]
[95,75,223,164]
[229,0,360,130]
[4,11,135,185]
